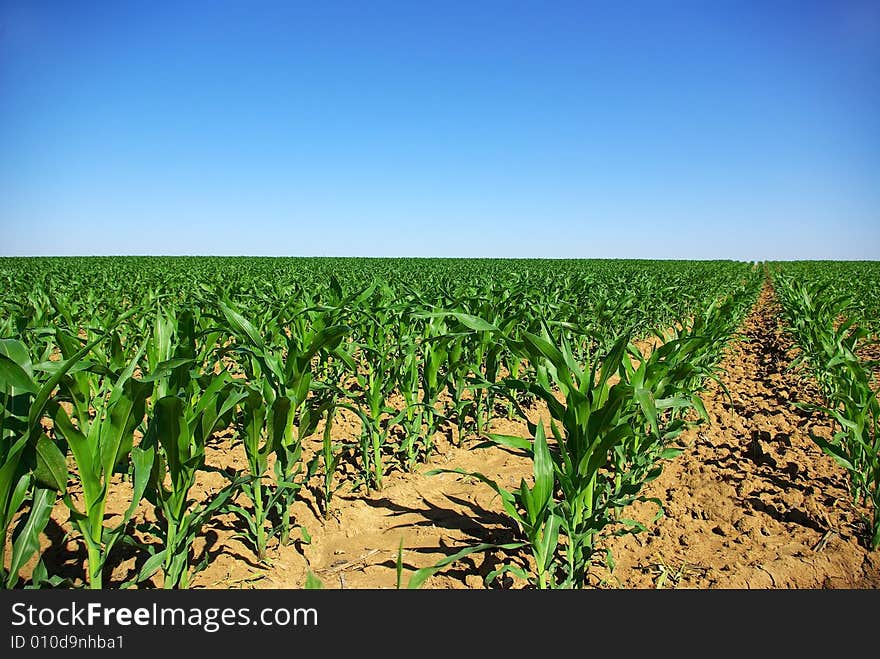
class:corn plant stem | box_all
[372,429,383,490]
[279,499,292,547]
[537,568,547,590]
[254,480,266,560]
[79,524,103,589]
[0,528,7,581]
[87,548,102,589]
[164,517,179,589]
[569,477,595,586]
[401,408,417,471]
[320,410,336,513]
[424,408,435,456]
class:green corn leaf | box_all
[810,434,855,471]
[140,358,196,382]
[689,394,709,422]
[101,381,149,479]
[152,396,186,480]
[124,445,154,523]
[412,312,499,332]
[532,422,554,513]
[7,473,31,525]
[597,333,631,392]
[522,331,570,382]
[28,333,106,444]
[52,403,99,506]
[270,396,293,447]
[33,434,68,492]
[302,325,350,363]
[0,339,32,373]
[635,387,659,436]
[535,513,561,572]
[218,300,266,350]
[520,479,536,525]
[6,487,55,588]
[137,549,168,583]
[0,354,38,395]
[485,563,530,587]
[407,542,525,589]
[477,433,532,455]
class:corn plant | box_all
[50,330,152,588]
[134,372,247,588]
[217,299,347,557]
[427,310,732,588]
[339,343,405,491]
[306,406,342,518]
[0,338,81,588]
[396,336,425,470]
[414,312,498,447]
[228,386,277,560]
[428,421,559,588]
[460,297,520,434]
[230,384,311,560]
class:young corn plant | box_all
[230,385,288,561]
[421,328,451,453]
[427,421,558,588]
[414,311,499,446]
[774,277,851,398]
[50,329,152,588]
[444,333,476,443]
[143,306,199,406]
[306,406,343,518]
[218,298,347,557]
[463,297,519,434]
[429,318,715,588]
[230,386,335,561]
[339,343,405,491]
[0,338,81,588]
[396,336,425,470]
[135,372,247,588]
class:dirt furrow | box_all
[598,281,879,588]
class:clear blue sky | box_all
[1,0,878,259]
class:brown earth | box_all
[15,282,880,589]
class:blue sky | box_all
[1,0,878,259]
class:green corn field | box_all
[0,257,877,589]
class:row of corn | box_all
[771,267,880,550]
